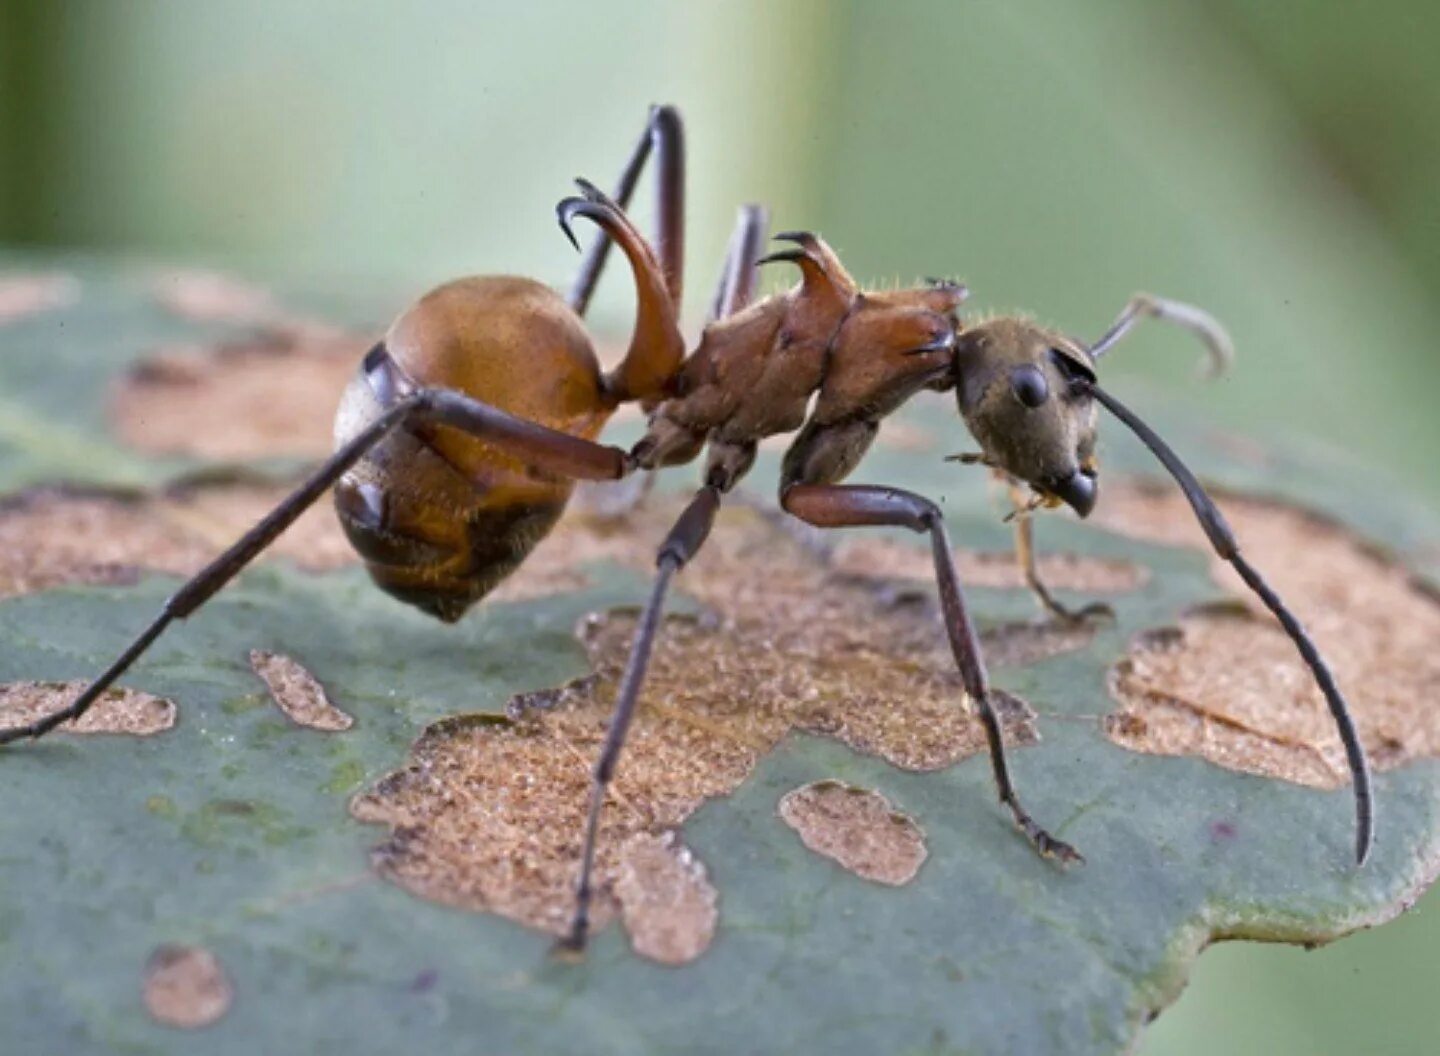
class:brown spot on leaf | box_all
[778,781,927,885]
[832,537,1147,594]
[0,489,200,597]
[614,832,718,965]
[151,270,281,325]
[0,482,354,600]
[110,326,364,460]
[981,622,1100,668]
[248,650,353,732]
[161,480,355,571]
[1097,479,1440,787]
[1201,428,1272,470]
[0,272,79,324]
[142,944,232,1029]
[0,681,175,736]
[757,416,931,455]
[876,417,936,452]
[352,499,1071,963]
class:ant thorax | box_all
[632,232,965,493]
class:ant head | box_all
[954,317,1100,516]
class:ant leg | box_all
[0,390,632,746]
[558,484,722,955]
[558,181,685,405]
[1086,293,1234,378]
[782,482,1083,865]
[568,104,684,316]
[1008,483,1113,624]
[707,204,770,323]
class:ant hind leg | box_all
[0,389,633,746]
[557,484,722,956]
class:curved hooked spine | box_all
[557,179,684,405]
[756,231,859,313]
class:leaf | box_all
[0,262,1437,1055]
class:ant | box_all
[0,105,1371,956]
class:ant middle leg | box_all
[707,204,769,323]
[0,389,633,746]
[1007,483,1113,624]
[558,482,723,955]
[782,482,1083,865]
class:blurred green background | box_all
[1,1,1437,1052]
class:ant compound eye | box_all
[1048,346,1096,389]
[1009,365,1050,408]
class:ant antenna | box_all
[1082,379,1373,865]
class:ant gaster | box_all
[0,106,1372,956]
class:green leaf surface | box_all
[0,263,1437,1056]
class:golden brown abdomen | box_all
[332,276,613,621]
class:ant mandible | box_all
[0,105,1371,956]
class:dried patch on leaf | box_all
[0,272,79,324]
[248,650,353,732]
[1201,428,1272,470]
[0,681,175,736]
[1097,480,1440,787]
[353,500,1066,963]
[160,480,355,571]
[832,537,1147,594]
[111,327,363,460]
[613,832,719,965]
[151,269,281,325]
[0,489,200,596]
[877,418,936,452]
[142,944,232,1029]
[981,623,1100,668]
[778,781,927,885]
[759,417,930,454]
[0,483,354,600]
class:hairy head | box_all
[954,317,1099,515]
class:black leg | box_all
[568,105,685,317]
[557,484,722,955]
[707,204,770,323]
[782,482,1083,864]
[0,389,633,746]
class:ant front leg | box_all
[558,483,723,957]
[0,390,633,746]
[782,482,1083,865]
[1087,293,1234,378]
[1007,482,1114,625]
